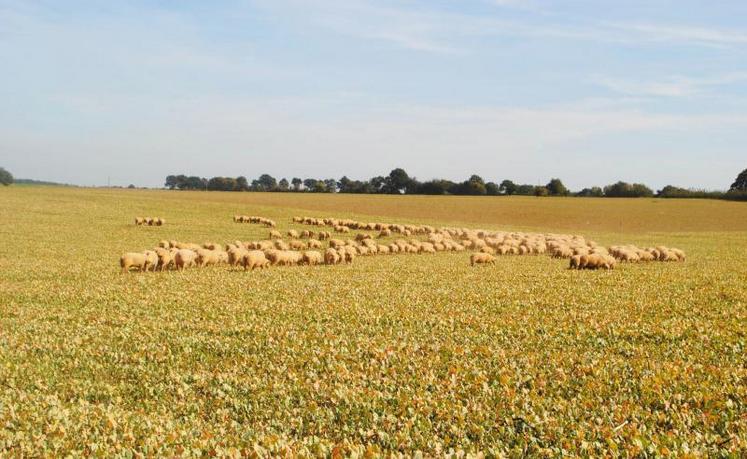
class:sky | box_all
[1,0,746,190]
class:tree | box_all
[256,174,277,191]
[127,184,136,189]
[577,187,603,197]
[730,168,747,192]
[291,177,302,191]
[303,178,317,191]
[603,181,654,198]
[546,178,569,196]
[452,175,487,195]
[515,184,535,195]
[417,179,453,195]
[235,176,249,191]
[485,182,500,196]
[534,186,549,197]
[499,180,517,195]
[370,176,387,193]
[278,178,289,191]
[385,168,411,194]
[165,175,178,189]
[0,167,14,186]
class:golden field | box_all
[0,186,746,457]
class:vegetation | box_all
[0,167,13,186]
[1,186,745,456]
[163,168,747,202]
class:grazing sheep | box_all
[470,253,496,266]
[274,240,290,251]
[155,218,164,226]
[144,217,153,226]
[120,252,147,273]
[288,230,300,239]
[379,229,392,238]
[196,249,222,267]
[480,246,496,255]
[154,248,174,271]
[302,250,323,266]
[289,240,307,250]
[143,250,159,272]
[307,239,322,249]
[569,255,579,269]
[228,247,249,267]
[324,248,341,265]
[175,249,197,270]
[269,230,282,239]
[135,217,144,226]
[355,233,372,242]
[242,250,269,270]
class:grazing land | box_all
[1,186,746,456]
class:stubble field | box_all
[0,186,746,457]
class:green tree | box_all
[730,168,747,192]
[485,182,500,196]
[385,168,411,194]
[546,178,569,196]
[0,167,14,186]
[278,178,289,191]
[291,177,302,191]
[499,180,517,195]
[255,174,277,191]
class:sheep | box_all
[174,249,197,270]
[355,233,372,242]
[480,246,496,255]
[289,240,307,250]
[143,250,159,272]
[288,230,300,239]
[670,248,686,262]
[470,253,495,266]
[228,247,249,267]
[196,249,222,267]
[158,240,170,249]
[144,217,153,226]
[341,247,355,264]
[269,230,283,239]
[569,255,581,269]
[120,252,147,273]
[155,218,164,226]
[265,250,301,266]
[379,229,392,238]
[302,250,323,266]
[135,217,145,226]
[324,248,341,265]
[274,240,290,251]
[243,250,270,270]
[307,239,322,249]
[155,247,174,271]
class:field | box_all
[1,186,746,457]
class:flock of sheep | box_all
[134,217,165,226]
[119,215,686,273]
[233,215,276,227]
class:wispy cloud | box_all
[596,73,747,98]
[254,0,747,53]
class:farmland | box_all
[1,186,746,456]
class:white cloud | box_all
[596,72,747,98]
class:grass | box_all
[0,186,745,456]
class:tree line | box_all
[164,168,747,200]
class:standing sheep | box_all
[470,253,496,266]
[120,252,147,273]
[174,249,197,271]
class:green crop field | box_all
[1,186,745,457]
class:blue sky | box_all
[1,0,746,190]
